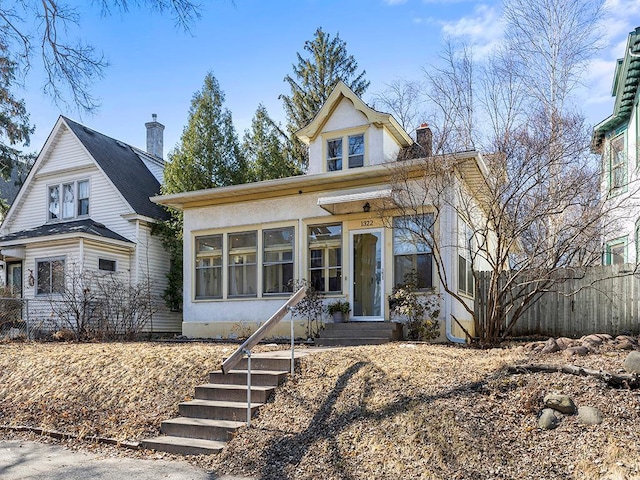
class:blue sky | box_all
[18,0,640,158]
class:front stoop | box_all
[315,321,403,347]
[142,353,295,455]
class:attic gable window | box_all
[48,180,90,221]
[326,133,365,172]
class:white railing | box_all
[220,287,306,427]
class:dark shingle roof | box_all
[0,219,133,244]
[62,117,169,221]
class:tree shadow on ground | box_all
[247,359,495,480]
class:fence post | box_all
[25,298,30,340]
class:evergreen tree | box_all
[243,104,302,181]
[157,72,248,311]
[281,28,369,168]
[0,52,34,183]
[163,72,248,193]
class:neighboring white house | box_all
[153,81,493,342]
[0,115,181,333]
[593,26,640,265]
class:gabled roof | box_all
[0,218,133,245]
[592,27,640,152]
[295,81,413,147]
[62,117,169,220]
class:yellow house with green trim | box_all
[153,82,491,342]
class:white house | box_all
[153,82,493,342]
[0,115,181,333]
[592,26,640,264]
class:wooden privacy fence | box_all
[475,265,640,338]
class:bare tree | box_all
[0,1,201,112]
[48,263,158,340]
[388,0,622,344]
[370,79,426,134]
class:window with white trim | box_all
[263,227,294,294]
[326,133,365,171]
[393,215,433,289]
[604,237,627,265]
[98,258,117,272]
[48,180,89,221]
[228,231,258,297]
[609,133,626,194]
[36,257,65,295]
[308,223,342,293]
[458,218,475,296]
[195,235,223,299]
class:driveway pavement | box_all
[0,440,253,480]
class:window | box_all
[228,231,257,297]
[393,215,433,289]
[308,223,342,293]
[326,133,365,171]
[78,180,90,216]
[48,185,60,220]
[604,237,627,265]
[609,133,626,193]
[327,139,342,171]
[458,219,475,296]
[195,235,223,299]
[263,227,294,294]
[195,226,296,300]
[36,258,65,295]
[348,134,364,168]
[98,258,117,272]
[48,180,89,221]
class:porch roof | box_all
[317,186,393,214]
[0,219,134,247]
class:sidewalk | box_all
[0,440,253,480]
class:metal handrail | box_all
[220,286,306,374]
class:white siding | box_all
[132,222,181,332]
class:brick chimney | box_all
[145,113,164,159]
[416,123,432,157]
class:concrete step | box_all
[229,356,294,371]
[161,417,244,441]
[319,329,396,339]
[314,337,391,347]
[325,322,400,331]
[142,435,226,455]
[195,383,275,403]
[179,399,262,421]
[209,369,289,387]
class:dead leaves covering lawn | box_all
[0,342,639,480]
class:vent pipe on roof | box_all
[145,113,165,159]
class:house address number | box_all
[360,220,374,227]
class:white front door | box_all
[349,229,384,321]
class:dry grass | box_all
[1,342,639,479]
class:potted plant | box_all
[326,300,351,323]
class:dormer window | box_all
[48,180,90,221]
[326,133,365,171]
